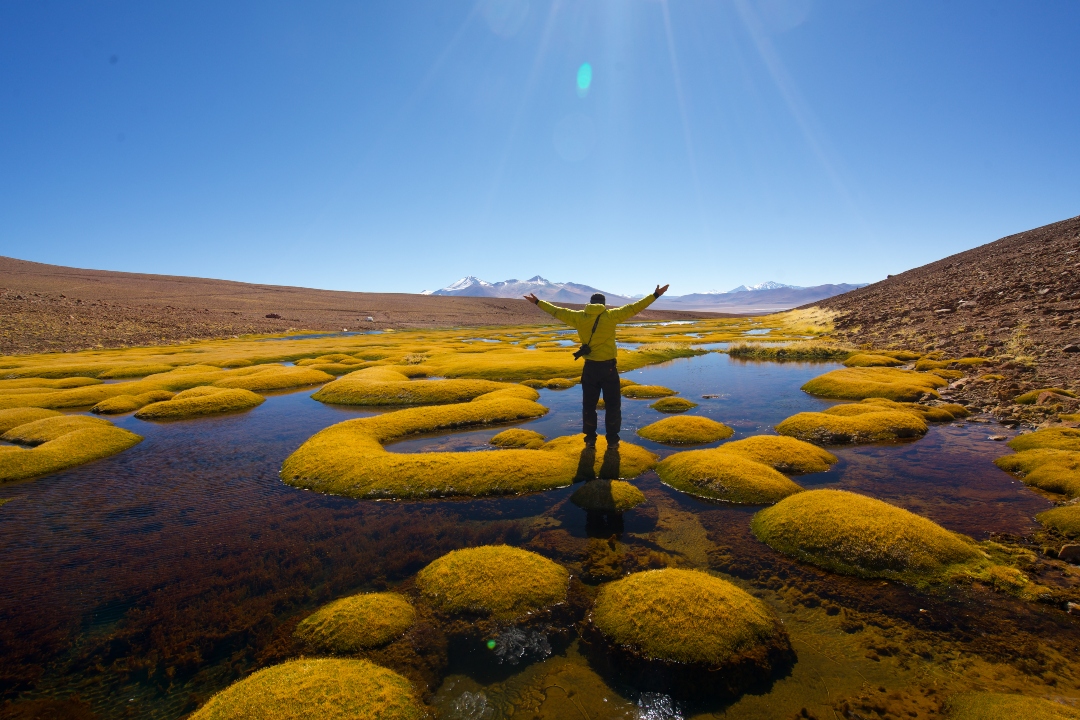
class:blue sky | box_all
[1,1,1078,297]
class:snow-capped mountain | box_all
[726,281,800,293]
[429,276,632,305]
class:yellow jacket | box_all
[537,294,657,362]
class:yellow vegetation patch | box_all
[520,377,576,390]
[649,397,698,413]
[995,449,1080,498]
[91,391,175,415]
[1015,387,1078,404]
[802,367,947,402]
[135,387,265,420]
[656,448,804,504]
[824,398,968,422]
[1037,504,1080,538]
[294,592,416,653]
[1008,428,1080,453]
[489,428,546,449]
[570,479,646,512]
[212,364,333,392]
[776,409,928,444]
[415,545,568,622]
[189,658,425,720]
[0,415,142,482]
[0,377,102,391]
[0,407,62,433]
[751,489,984,581]
[637,416,733,445]
[98,363,176,379]
[622,384,677,399]
[728,341,853,361]
[843,353,903,368]
[313,366,511,406]
[717,435,838,474]
[590,568,787,666]
[945,692,1080,720]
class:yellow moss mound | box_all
[1015,387,1078,404]
[0,415,142,482]
[751,489,984,580]
[212,365,333,392]
[657,449,804,504]
[98,363,175,379]
[489,428,546,449]
[802,367,947,402]
[91,391,175,415]
[1008,428,1080,453]
[649,397,698,413]
[622,384,677,399]
[294,592,416,653]
[590,569,785,665]
[1037,504,1080,537]
[313,366,510,406]
[843,353,903,367]
[135,387,265,420]
[995,449,1080,498]
[775,409,928,444]
[0,407,62,433]
[521,377,576,390]
[283,389,657,500]
[835,398,969,422]
[0,377,102,391]
[415,545,568,622]
[189,658,425,720]
[717,435,838,474]
[570,479,647,512]
[637,416,734,445]
[946,692,1080,720]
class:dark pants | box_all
[581,359,621,443]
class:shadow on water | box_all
[0,352,1074,719]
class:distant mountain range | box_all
[420,276,866,314]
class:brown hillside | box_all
[0,256,729,355]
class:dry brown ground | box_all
[0,256,733,355]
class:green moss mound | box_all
[843,353,903,368]
[0,415,142,482]
[945,692,1080,719]
[189,658,425,720]
[1037,504,1080,537]
[91,391,175,415]
[656,449,803,504]
[751,489,984,581]
[775,409,928,444]
[313,366,511,406]
[415,545,568,622]
[590,568,790,667]
[802,367,947,402]
[570,479,646,512]
[489,428,546,449]
[0,408,62,433]
[623,384,677,399]
[718,435,838,474]
[1014,388,1077,405]
[135,387,265,420]
[1008,428,1080,453]
[995,449,1080,498]
[649,397,698,413]
[637,416,733,445]
[294,592,416,653]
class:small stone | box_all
[1064,344,1079,353]
[1068,602,1080,615]
[987,435,1007,441]
[1058,544,1080,564]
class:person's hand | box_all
[524,293,539,305]
[654,284,669,297]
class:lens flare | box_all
[576,62,592,98]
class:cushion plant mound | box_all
[312,366,511,406]
[656,449,804,504]
[717,435,838,475]
[0,377,102,391]
[1008,428,1080,453]
[836,398,970,422]
[97,363,176,379]
[995,450,1080,498]
[591,569,783,665]
[0,407,62,433]
[91,390,175,415]
[843,353,903,368]
[1036,504,1080,538]
[751,489,984,581]
[570,479,647,512]
[801,367,947,402]
[1015,388,1078,405]
[489,428,546,449]
[775,410,928,445]
[0,415,142,482]
[135,387,265,420]
[520,377,576,390]
[619,378,638,388]
[284,383,657,499]
[945,692,1080,720]
[415,545,569,622]
[649,397,698,413]
[211,364,333,393]
[294,592,416,653]
[637,416,734,445]
[622,384,677,399]
[189,658,425,720]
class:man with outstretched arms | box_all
[524,284,670,449]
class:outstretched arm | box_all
[610,283,669,323]
[526,293,584,326]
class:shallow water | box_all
[0,353,1074,719]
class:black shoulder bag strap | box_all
[573,310,605,360]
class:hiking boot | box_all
[584,437,597,449]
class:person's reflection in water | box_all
[578,445,625,537]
